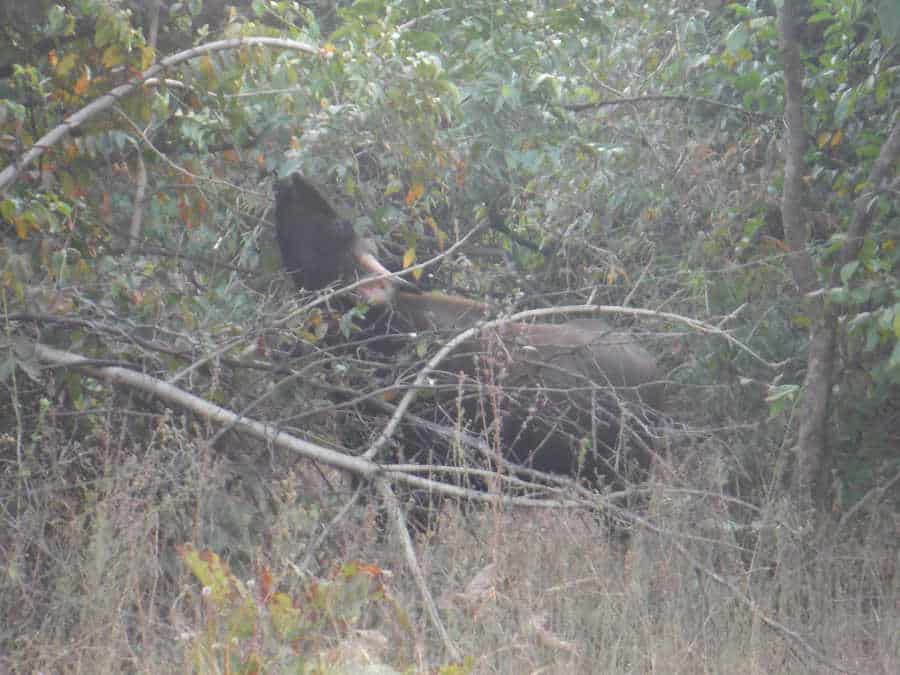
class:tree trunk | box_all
[779,0,834,511]
[779,1,900,511]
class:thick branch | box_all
[16,338,584,509]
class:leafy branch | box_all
[0,36,318,191]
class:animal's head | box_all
[274,173,405,305]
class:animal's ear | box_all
[274,173,338,219]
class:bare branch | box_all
[374,479,459,661]
[17,338,586,509]
[128,142,148,252]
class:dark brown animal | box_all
[274,173,663,487]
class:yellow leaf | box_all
[384,179,401,196]
[405,182,425,205]
[140,46,155,71]
[412,267,422,281]
[426,216,447,250]
[200,54,215,80]
[829,129,842,148]
[47,50,58,68]
[792,314,811,329]
[73,70,89,96]
[56,53,77,77]
[817,131,831,149]
[102,45,123,69]
[402,246,416,269]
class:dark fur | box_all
[274,173,359,291]
[274,173,663,489]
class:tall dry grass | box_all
[0,405,896,673]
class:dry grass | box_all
[0,408,896,673]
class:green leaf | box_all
[808,11,831,24]
[400,31,442,51]
[765,383,799,418]
[47,5,68,34]
[251,0,267,17]
[850,285,872,305]
[416,338,429,359]
[269,592,303,641]
[0,198,16,221]
[893,304,900,338]
[827,286,849,305]
[94,15,115,48]
[834,88,855,127]
[864,324,880,352]
[840,260,859,284]
[725,23,750,54]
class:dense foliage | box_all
[0,0,897,671]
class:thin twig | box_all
[563,94,772,119]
